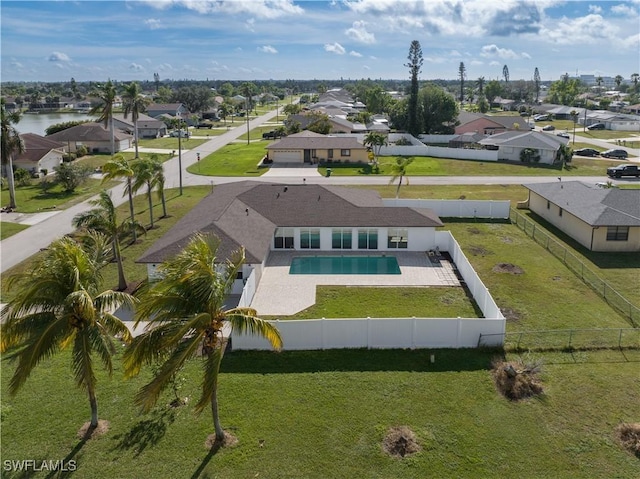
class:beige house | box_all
[523,181,640,252]
[479,131,568,165]
[265,131,368,164]
[47,123,133,154]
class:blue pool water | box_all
[289,256,401,275]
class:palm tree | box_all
[122,82,150,159]
[595,76,604,94]
[0,235,136,429]
[73,190,143,291]
[388,156,414,199]
[614,75,623,91]
[90,79,117,155]
[476,77,486,97]
[102,154,139,243]
[124,233,282,443]
[131,157,163,229]
[363,131,387,172]
[150,154,168,218]
[631,73,639,93]
[218,103,232,126]
[1,98,24,209]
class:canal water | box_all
[15,112,97,136]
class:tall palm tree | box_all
[124,233,282,443]
[0,235,136,429]
[149,154,168,218]
[90,79,117,156]
[102,154,138,243]
[122,82,150,159]
[131,158,161,229]
[631,73,639,93]
[476,77,486,97]
[218,102,232,126]
[389,156,414,199]
[1,98,24,209]
[73,190,143,291]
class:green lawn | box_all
[319,156,619,177]
[137,137,210,149]
[1,348,638,479]
[186,141,269,176]
[267,286,480,320]
[0,221,30,240]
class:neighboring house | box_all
[146,103,188,119]
[112,113,167,139]
[47,123,133,153]
[448,132,484,149]
[478,130,568,164]
[14,133,65,175]
[545,106,587,120]
[137,181,444,290]
[455,113,530,135]
[523,181,640,252]
[265,131,368,164]
[579,110,640,132]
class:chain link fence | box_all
[510,209,639,327]
[479,328,640,351]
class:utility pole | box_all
[178,119,183,195]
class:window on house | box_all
[236,271,243,280]
[547,200,550,209]
[331,228,352,249]
[340,149,351,156]
[358,229,378,249]
[559,208,563,217]
[300,229,320,249]
[328,149,333,158]
[387,228,408,249]
[274,228,294,249]
[606,226,629,241]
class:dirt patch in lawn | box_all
[492,359,544,401]
[382,426,421,458]
[77,420,110,440]
[468,245,492,256]
[492,263,524,274]
[467,227,482,235]
[615,423,640,458]
[501,307,522,322]
[205,431,238,450]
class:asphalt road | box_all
[0,108,635,273]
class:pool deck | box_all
[250,251,461,316]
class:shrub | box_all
[14,168,32,186]
[62,152,77,162]
[520,148,540,163]
[76,145,88,157]
[54,162,93,192]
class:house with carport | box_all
[478,131,568,165]
[265,131,368,164]
[522,181,640,252]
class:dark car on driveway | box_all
[587,123,605,130]
[574,148,600,157]
[601,149,629,159]
[542,125,555,131]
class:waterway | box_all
[15,112,97,136]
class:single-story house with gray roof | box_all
[523,181,640,252]
[14,133,66,175]
[47,123,132,153]
[265,131,368,164]
[137,181,444,289]
[479,131,568,164]
[112,113,167,139]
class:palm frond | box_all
[72,328,96,391]
[226,309,283,350]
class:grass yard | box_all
[1,348,638,479]
[187,141,268,176]
[0,178,118,214]
[361,184,529,206]
[318,156,619,177]
[137,137,210,149]
[0,221,30,240]
[267,286,481,320]
[444,222,633,331]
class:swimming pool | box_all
[289,256,401,275]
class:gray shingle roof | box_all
[137,182,443,264]
[47,123,132,142]
[266,131,366,150]
[524,181,640,226]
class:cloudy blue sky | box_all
[2,0,639,83]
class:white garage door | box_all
[274,150,301,163]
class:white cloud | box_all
[480,44,527,60]
[350,50,362,57]
[144,18,162,29]
[541,14,618,45]
[611,4,639,17]
[145,0,304,19]
[621,32,640,49]
[588,5,602,14]
[345,20,375,44]
[258,45,278,54]
[48,51,70,62]
[450,50,462,57]
[245,18,255,32]
[324,42,346,54]
[489,60,501,66]
[129,63,144,71]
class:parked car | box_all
[542,125,555,131]
[170,129,190,138]
[587,123,605,130]
[556,132,570,138]
[574,148,600,157]
[601,149,628,159]
[606,164,638,177]
[533,114,550,121]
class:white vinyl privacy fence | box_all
[382,199,510,219]
[232,231,505,351]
